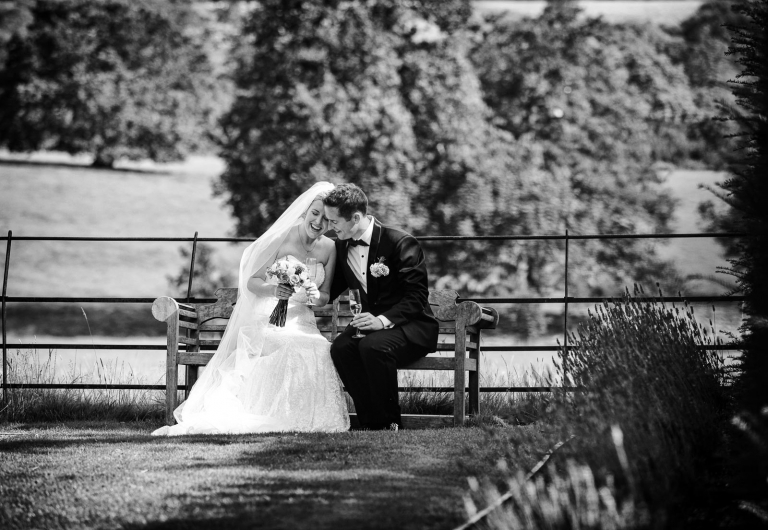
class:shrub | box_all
[464,286,728,527]
[552,287,728,509]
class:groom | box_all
[324,184,439,431]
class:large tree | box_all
[469,4,711,296]
[0,0,34,69]
[216,0,699,332]
[0,0,222,167]
[662,0,748,169]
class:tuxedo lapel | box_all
[366,219,383,303]
[339,239,356,288]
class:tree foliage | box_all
[717,0,768,412]
[0,0,34,68]
[168,243,235,298]
[663,0,748,169]
[216,0,722,333]
[466,4,694,298]
[0,0,222,167]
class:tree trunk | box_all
[92,152,115,169]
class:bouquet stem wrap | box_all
[266,258,310,327]
[269,285,290,327]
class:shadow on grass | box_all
[127,462,462,530]
[2,428,475,529]
[124,474,454,530]
[0,422,271,452]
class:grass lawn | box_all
[0,421,548,530]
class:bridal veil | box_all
[170,181,336,425]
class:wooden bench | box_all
[151,288,498,429]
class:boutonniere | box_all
[370,257,389,278]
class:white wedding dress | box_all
[152,255,350,436]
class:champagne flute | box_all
[304,257,318,306]
[348,289,364,338]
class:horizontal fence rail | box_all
[0,232,751,242]
[5,343,743,352]
[0,295,746,304]
[1,384,582,393]
[1,230,748,407]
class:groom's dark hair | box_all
[323,183,368,220]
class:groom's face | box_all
[324,206,361,240]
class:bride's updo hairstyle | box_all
[323,183,368,220]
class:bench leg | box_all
[185,327,200,400]
[468,331,480,416]
[454,365,466,426]
[453,324,467,426]
[165,314,180,425]
[185,365,199,399]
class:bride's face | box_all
[303,199,328,239]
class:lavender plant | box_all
[551,285,728,511]
[463,286,729,529]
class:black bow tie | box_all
[348,239,369,247]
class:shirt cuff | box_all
[378,315,394,329]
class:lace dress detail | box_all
[153,256,349,436]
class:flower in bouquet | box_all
[266,259,310,326]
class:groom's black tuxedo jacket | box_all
[329,219,439,351]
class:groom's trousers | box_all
[331,325,430,429]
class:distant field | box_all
[0,156,243,298]
[474,0,704,24]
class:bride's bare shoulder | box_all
[318,235,336,256]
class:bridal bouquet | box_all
[266,258,309,327]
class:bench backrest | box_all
[158,288,498,366]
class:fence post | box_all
[2,230,12,421]
[186,231,199,303]
[185,232,199,397]
[563,230,569,383]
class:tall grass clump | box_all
[465,455,649,530]
[396,364,553,424]
[2,347,164,422]
[463,286,729,528]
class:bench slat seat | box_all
[199,324,227,332]
[176,351,478,372]
[184,338,478,351]
[152,288,498,428]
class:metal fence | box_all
[0,230,747,405]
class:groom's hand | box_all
[351,312,384,331]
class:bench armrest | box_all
[152,296,179,322]
[152,297,198,324]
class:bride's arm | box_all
[247,274,278,298]
[245,249,292,299]
[314,244,337,307]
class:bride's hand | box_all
[275,284,294,300]
[304,281,320,301]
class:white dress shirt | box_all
[347,218,375,292]
[348,218,393,329]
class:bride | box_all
[152,182,350,435]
